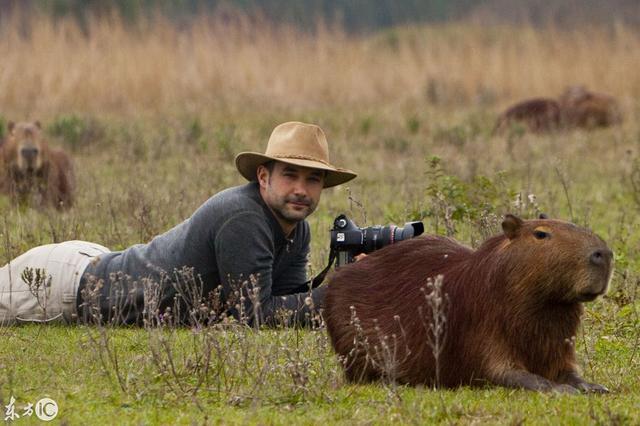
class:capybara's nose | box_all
[590,248,613,267]
[21,147,39,162]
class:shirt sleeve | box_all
[214,212,324,327]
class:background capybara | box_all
[493,98,562,134]
[495,86,622,134]
[0,121,75,209]
[559,86,623,129]
[325,215,613,393]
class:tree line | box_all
[0,0,637,31]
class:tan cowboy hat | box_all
[235,121,357,188]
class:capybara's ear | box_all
[502,214,524,240]
[7,121,14,133]
[538,213,549,219]
[34,121,41,129]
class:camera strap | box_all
[291,248,337,294]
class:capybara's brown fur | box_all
[495,87,622,135]
[325,215,613,393]
[493,98,562,134]
[559,86,623,129]
[0,121,75,209]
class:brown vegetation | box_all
[0,14,636,117]
[0,121,75,209]
[325,215,613,393]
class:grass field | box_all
[0,13,639,425]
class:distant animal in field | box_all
[559,86,623,129]
[495,86,622,135]
[325,214,613,393]
[493,98,561,134]
[0,121,75,209]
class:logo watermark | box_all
[4,396,58,422]
[35,398,58,421]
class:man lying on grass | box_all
[0,121,357,327]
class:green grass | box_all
[1,106,639,424]
[1,322,638,425]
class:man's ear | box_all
[256,164,269,188]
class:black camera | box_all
[294,214,426,292]
[330,214,424,267]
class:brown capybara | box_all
[0,121,75,209]
[325,214,613,393]
[493,98,562,135]
[559,86,623,129]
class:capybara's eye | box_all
[533,230,550,240]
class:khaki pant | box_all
[0,241,111,325]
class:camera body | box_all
[330,214,424,267]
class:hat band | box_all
[270,154,331,167]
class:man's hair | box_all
[263,160,276,173]
[259,160,326,182]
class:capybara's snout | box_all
[589,248,613,268]
[20,146,39,168]
[580,245,613,301]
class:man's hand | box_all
[354,253,368,262]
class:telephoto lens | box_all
[362,221,424,253]
[330,214,425,266]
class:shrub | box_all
[47,114,105,150]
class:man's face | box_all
[258,162,325,226]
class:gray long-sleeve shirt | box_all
[77,182,326,326]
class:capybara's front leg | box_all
[493,369,579,394]
[559,370,609,394]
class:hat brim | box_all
[235,152,357,188]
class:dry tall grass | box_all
[0,13,639,118]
